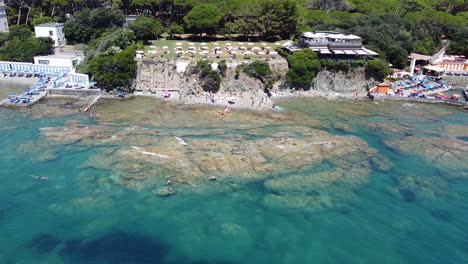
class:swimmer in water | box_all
[34,146,41,151]
[209,175,217,181]
[32,176,48,180]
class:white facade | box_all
[34,23,66,47]
[0,0,9,32]
[34,54,82,71]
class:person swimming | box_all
[32,176,48,180]
[34,146,41,151]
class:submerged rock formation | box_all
[384,136,468,178]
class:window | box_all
[38,60,50,65]
[49,30,53,36]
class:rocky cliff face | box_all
[312,68,379,94]
[136,60,379,95]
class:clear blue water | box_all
[0,95,467,264]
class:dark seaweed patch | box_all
[430,209,453,222]
[60,231,170,264]
[399,189,416,202]
[29,233,62,253]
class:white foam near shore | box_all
[131,146,170,158]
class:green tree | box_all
[7,25,33,41]
[183,4,223,36]
[286,49,321,88]
[366,58,390,80]
[0,37,54,62]
[169,22,184,38]
[129,16,165,41]
[86,46,137,92]
[64,8,125,44]
[31,16,55,26]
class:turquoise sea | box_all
[0,88,467,264]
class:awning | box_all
[355,49,368,55]
[319,49,332,54]
[333,50,345,54]
[424,65,445,72]
[344,50,356,55]
[362,48,379,56]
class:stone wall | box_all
[46,88,101,96]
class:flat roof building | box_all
[0,0,9,32]
[292,31,378,59]
[34,23,66,47]
[34,54,82,71]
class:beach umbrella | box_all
[175,46,182,50]
[38,79,46,83]
[20,94,28,98]
[201,43,207,46]
[8,93,18,97]
[189,43,195,46]
[262,43,267,46]
[238,43,243,45]
[188,46,196,50]
[213,42,219,45]
[176,42,182,45]
[162,46,168,49]
[226,43,231,46]
[248,43,254,46]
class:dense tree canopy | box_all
[0,25,53,62]
[129,16,165,41]
[286,49,321,87]
[183,4,223,35]
[64,8,124,44]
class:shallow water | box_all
[0,95,467,264]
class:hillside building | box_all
[34,23,66,47]
[287,31,378,59]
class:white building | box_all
[34,54,82,71]
[0,0,9,32]
[34,23,66,47]
[295,31,378,58]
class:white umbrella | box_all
[176,42,182,45]
[162,46,168,49]
[253,47,261,50]
[150,45,156,49]
[258,52,266,55]
[231,51,237,54]
[215,51,223,54]
[214,46,221,50]
[188,46,196,50]
[265,46,271,49]
[201,51,209,54]
[175,50,184,54]
[175,46,182,50]
[189,43,195,46]
[226,43,231,46]
[248,43,254,46]
[261,43,267,46]
[238,43,243,45]
[188,51,197,54]
[201,43,207,46]
[239,46,247,50]
[201,46,208,50]
[150,50,157,54]
[213,42,219,45]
